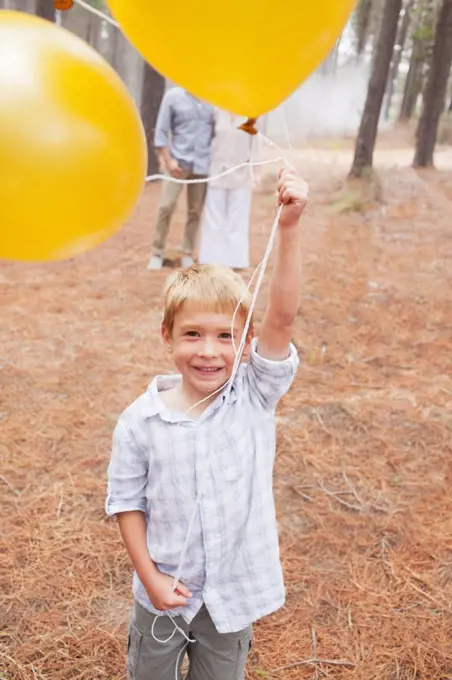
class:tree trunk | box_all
[370,0,386,66]
[61,3,91,41]
[349,0,403,178]
[356,0,373,59]
[399,52,425,120]
[15,0,31,10]
[414,0,452,167]
[384,0,415,120]
[320,36,342,76]
[332,35,341,74]
[35,0,55,21]
[446,70,452,111]
[399,0,437,121]
[111,28,128,77]
[140,63,165,176]
[87,13,102,51]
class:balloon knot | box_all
[239,118,259,135]
[53,0,73,10]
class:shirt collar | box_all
[144,373,238,423]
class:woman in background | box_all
[198,110,255,270]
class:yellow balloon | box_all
[106,0,356,117]
[0,11,147,263]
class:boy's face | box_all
[162,303,251,401]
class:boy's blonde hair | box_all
[163,264,252,335]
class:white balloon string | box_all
[170,205,284,592]
[71,0,298,643]
[72,0,120,26]
[145,157,283,185]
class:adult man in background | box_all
[148,87,215,270]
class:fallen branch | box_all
[0,474,19,496]
[312,627,319,680]
[341,467,364,505]
[316,480,363,512]
[272,658,357,672]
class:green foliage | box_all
[409,0,440,44]
[330,171,383,213]
[412,24,435,41]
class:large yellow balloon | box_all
[106,0,356,117]
[0,11,147,263]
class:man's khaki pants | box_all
[127,601,252,680]
[153,171,207,259]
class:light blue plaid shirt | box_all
[106,339,299,633]
[154,87,214,176]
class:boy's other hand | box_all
[167,157,183,179]
[146,570,192,610]
[276,168,309,228]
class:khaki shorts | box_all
[127,601,252,680]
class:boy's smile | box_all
[162,303,251,409]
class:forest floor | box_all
[2,130,452,679]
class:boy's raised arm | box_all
[257,170,308,361]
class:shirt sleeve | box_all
[154,91,172,148]
[245,337,299,410]
[105,415,149,516]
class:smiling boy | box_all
[106,169,308,680]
